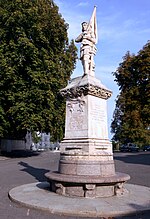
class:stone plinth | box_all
[45,74,130,198]
[45,172,130,198]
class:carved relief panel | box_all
[65,96,88,138]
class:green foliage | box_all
[111,41,150,147]
[0,0,78,141]
[31,131,41,144]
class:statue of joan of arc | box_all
[75,6,98,76]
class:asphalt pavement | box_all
[0,150,150,219]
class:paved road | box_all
[0,151,150,219]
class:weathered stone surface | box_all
[9,182,150,217]
[45,7,130,198]
[45,172,130,184]
[63,83,110,140]
[65,185,84,197]
[45,74,130,197]
[96,185,114,197]
[60,75,112,100]
[59,159,115,176]
[46,68,130,197]
[45,172,130,198]
[60,138,113,155]
[85,184,96,190]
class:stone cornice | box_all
[60,83,112,100]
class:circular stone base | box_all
[9,182,150,218]
[45,171,130,198]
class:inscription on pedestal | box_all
[89,96,108,139]
[90,102,105,122]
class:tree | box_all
[111,41,150,147]
[0,0,77,141]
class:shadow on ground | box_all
[112,211,150,219]
[0,150,41,158]
[18,161,50,182]
[114,152,150,166]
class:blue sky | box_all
[54,0,150,139]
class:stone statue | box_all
[75,6,98,76]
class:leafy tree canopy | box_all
[111,41,150,147]
[0,0,77,141]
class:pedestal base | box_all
[59,159,115,176]
[49,75,130,198]
[45,172,130,198]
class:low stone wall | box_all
[0,139,28,152]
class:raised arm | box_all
[75,33,83,43]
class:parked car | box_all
[119,145,129,152]
[143,145,150,151]
[120,143,139,152]
[128,144,139,152]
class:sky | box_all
[54,0,150,139]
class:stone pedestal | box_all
[45,74,130,198]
